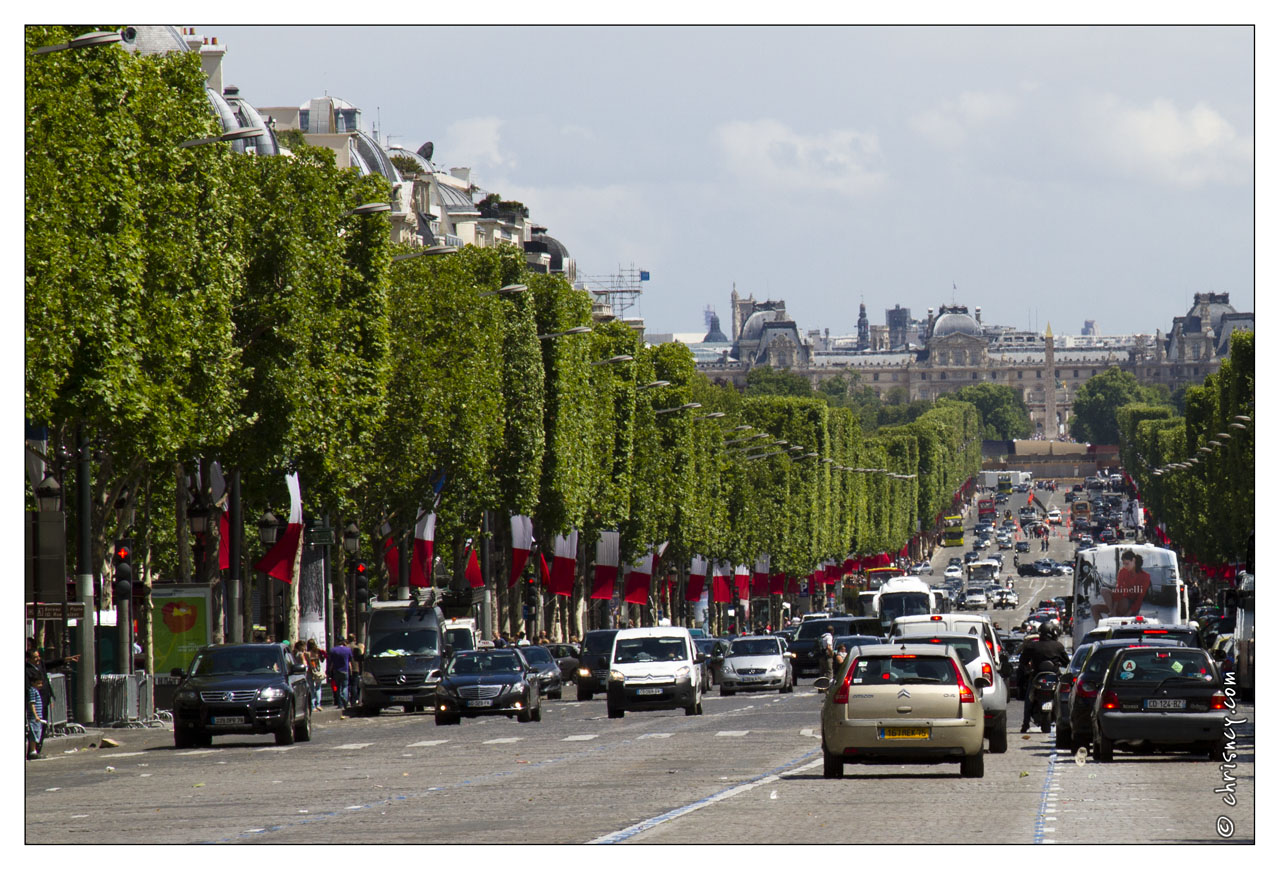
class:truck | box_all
[997,472,1013,495]
[980,470,1001,489]
[442,617,479,653]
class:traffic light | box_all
[353,559,369,604]
[112,540,133,603]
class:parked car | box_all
[720,635,794,695]
[821,643,987,778]
[171,643,312,748]
[575,629,619,701]
[520,644,564,699]
[1091,646,1228,761]
[434,648,542,724]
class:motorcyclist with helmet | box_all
[1019,621,1069,733]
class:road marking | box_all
[800,728,818,739]
[563,734,597,741]
[638,733,672,739]
[1033,747,1061,845]
[407,740,449,747]
[716,730,749,737]
[333,743,373,750]
[255,746,295,752]
[176,750,218,756]
[100,752,146,758]
[483,737,522,744]
[588,754,822,844]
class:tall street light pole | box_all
[76,427,95,723]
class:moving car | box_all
[171,643,313,747]
[1091,646,1228,761]
[962,588,988,610]
[359,599,446,715]
[910,562,933,576]
[606,627,705,718]
[434,648,543,724]
[912,632,1009,753]
[1065,638,1186,750]
[694,637,730,686]
[541,642,581,686]
[789,617,864,676]
[575,629,619,701]
[720,635,794,695]
[821,642,987,779]
[944,565,964,581]
[519,644,564,699]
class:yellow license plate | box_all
[880,727,930,739]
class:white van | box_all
[606,626,704,719]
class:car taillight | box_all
[1210,692,1227,710]
[981,662,992,682]
[1060,675,1076,694]
[832,657,859,705]
[1101,689,1120,710]
[950,659,976,704]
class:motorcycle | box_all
[1030,670,1058,733]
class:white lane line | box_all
[255,746,295,752]
[175,750,218,756]
[800,728,818,739]
[407,740,449,747]
[588,758,822,844]
[484,737,522,744]
[638,733,672,739]
[333,743,373,750]
[563,734,598,741]
[717,730,749,737]
[100,752,146,758]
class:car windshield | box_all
[583,632,618,654]
[879,592,931,622]
[613,637,688,663]
[190,648,282,676]
[522,647,554,665]
[920,636,981,665]
[1110,650,1214,685]
[446,651,524,674]
[729,639,779,657]
[445,628,475,651]
[848,655,956,685]
[368,629,439,657]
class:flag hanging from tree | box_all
[550,530,578,597]
[253,473,303,584]
[410,509,435,588]
[686,556,708,603]
[509,515,533,588]
[465,545,484,589]
[592,531,621,600]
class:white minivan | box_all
[606,626,705,719]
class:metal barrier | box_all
[135,671,155,721]
[96,674,138,726]
[46,673,69,729]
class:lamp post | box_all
[258,511,279,641]
[75,427,95,723]
[343,522,360,643]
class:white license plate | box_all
[467,699,493,707]
[211,716,245,725]
[391,695,415,703]
[1145,698,1187,710]
[636,687,663,695]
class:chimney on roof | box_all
[975,306,982,324]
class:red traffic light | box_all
[355,561,367,575]
[114,543,131,563]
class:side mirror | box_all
[974,676,992,690]
[169,668,185,678]
[694,654,707,664]
[1212,648,1227,662]
[786,652,796,659]
[442,645,454,659]
[289,663,307,676]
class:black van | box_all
[358,600,445,715]
[575,629,619,701]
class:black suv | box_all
[575,629,619,701]
[170,643,311,747]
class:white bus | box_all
[1072,544,1189,647]
[873,576,935,628]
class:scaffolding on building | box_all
[577,264,647,322]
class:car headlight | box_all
[770,663,786,673]
[577,667,591,678]
[722,663,736,675]
[258,686,287,701]
[361,672,378,686]
[175,688,198,702]
[609,670,626,683]
[675,666,690,679]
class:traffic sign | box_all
[26,602,85,620]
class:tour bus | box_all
[1071,543,1189,647]
[943,515,965,547]
[997,472,1013,495]
[977,497,997,524]
[1071,500,1091,522]
[863,565,905,591]
[966,558,1001,586]
[873,576,936,629]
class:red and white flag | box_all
[686,556,708,603]
[538,551,552,586]
[549,530,578,597]
[509,515,533,588]
[734,564,750,602]
[381,521,399,586]
[253,472,303,584]
[465,545,484,589]
[752,554,771,597]
[410,509,435,588]
[711,561,732,604]
[624,548,656,605]
[591,531,620,600]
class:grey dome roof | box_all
[739,309,784,343]
[932,311,981,339]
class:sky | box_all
[202,17,1257,341]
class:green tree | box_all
[943,383,1032,440]
[1069,367,1168,444]
[743,366,814,398]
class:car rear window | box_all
[1110,649,1214,685]
[583,631,618,654]
[796,620,851,640]
[917,636,981,664]
[848,655,956,685]
[521,646,554,664]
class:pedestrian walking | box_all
[347,635,363,708]
[327,636,353,709]
[818,624,835,684]
[305,639,324,710]
[25,646,78,735]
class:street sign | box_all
[26,602,84,620]
[304,526,334,545]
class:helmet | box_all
[1038,622,1056,640]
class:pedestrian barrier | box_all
[152,675,181,713]
[47,673,69,729]
[95,672,164,728]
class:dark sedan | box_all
[434,649,542,725]
[1092,646,1228,761]
[1066,638,1186,751]
[171,643,311,748]
[520,644,564,699]
[541,642,581,686]
[694,637,729,686]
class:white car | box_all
[911,562,933,576]
[1046,509,1062,525]
[944,565,964,580]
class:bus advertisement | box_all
[1072,544,1188,647]
[997,473,1013,494]
[942,516,964,547]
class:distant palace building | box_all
[675,291,1252,439]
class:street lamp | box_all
[478,283,527,298]
[391,245,459,262]
[343,522,360,555]
[34,29,124,54]
[592,354,634,366]
[638,380,671,390]
[178,126,266,149]
[654,402,701,415]
[346,201,392,216]
[538,326,592,339]
[696,412,726,420]
[35,475,62,512]
[258,511,280,640]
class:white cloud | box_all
[714,119,887,196]
[440,117,513,172]
[1079,95,1252,188]
[910,90,1019,149]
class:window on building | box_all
[873,373,879,382]
[1092,370,1097,376]
[1073,370,1078,378]
[939,372,947,380]
[972,372,978,379]
[1018,371,1024,380]
[1036,371,1042,379]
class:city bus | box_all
[997,472,1012,495]
[977,497,996,523]
[1071,543,1189,647]
[942,515,964,547]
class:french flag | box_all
[465,544,484,589]
[711,561,732,604]
[549,530,578,597]
[685,556,708,603]
[752,554,771,598]
[734,564,750,602]
[623,551,653,605]
[410,509,435,588]
[509,515,533,588]
[253,473,303,584]
[592,531,620,600]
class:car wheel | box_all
[1093,733,1114,763]
[548,689,562,701]
[359,703,381,717]
[1206,738,1228,760]
[275,702,296,746]
[1055,722,1073,749]
[988,714,1008,754]
[294,705,312,742]
[173,725,194,749]
[822,744,844,779]
[517,706,532,723]
[194,732,213,748]
[577,687,594,702]
[721,686,734,697]
[960,749,985,778]
[607,705,624,719]
[531,703,543,722]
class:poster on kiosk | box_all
[151,584,214,675]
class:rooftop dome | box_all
[931,311,981,339]
[739,308,785,343]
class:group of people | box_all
[489,630,561,648]
[25,642,80,761]
[259,634,364,711]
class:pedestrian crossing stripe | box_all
[562,734,597,741]
[255,746,295,752]
[334,743,373,750]
[483,737,522,744]
[407,740,449,747]
[638,733,672,739]
[716,730,749,737]
[175,750,218,756]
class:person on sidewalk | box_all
[327,637,353,709]
[26,667,47,760]
[347,635,363,708]
[305,639,324,710]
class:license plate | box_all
[636,687,663,695]
[881,727,930,739]
[467,699,493,707]
[1145,698,1187,710]
[211,716,245,725]
[390,695,415,703]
